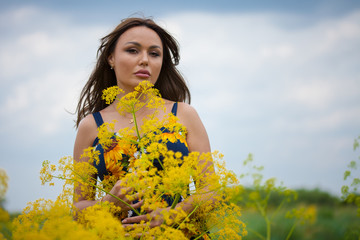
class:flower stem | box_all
[285,222,297,240]
[171,193,181,209]
[255,200,271,240]
[131,105,141,140]
[176,205,199,230]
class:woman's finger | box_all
[122,214,149,224]
[130,199,144,209]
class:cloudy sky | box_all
[1,0,359,212]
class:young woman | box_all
[73,17,214,235]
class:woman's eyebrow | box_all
[125,41,162,49]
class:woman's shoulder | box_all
[74,113,99,158]
[77,114,98,140]
[176,102,202,127]
[176,102,210,153]
[79,113,97,129]
[177,102,198,116]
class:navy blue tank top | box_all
[92,102,189,181]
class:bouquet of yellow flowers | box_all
[11,81,247,240]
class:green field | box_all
[240,205,359,240]
[233,188,360,240]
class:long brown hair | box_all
[75,17,191,127]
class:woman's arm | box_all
[175,102,216,210]
[73,115,100,211]
[73,115,143,214]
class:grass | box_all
[240,205,360,240]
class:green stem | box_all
[247,228,266,240]
[192,231,207,240]
[270,198,286,221]
[156,155,165,170]
[131,105,141,140]
[131,90,151,141]
[285,222,297,240]
[171,193,181,209]
[255,201,271,240]
[175,204,199,230]
[265,216,271,240]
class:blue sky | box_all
[1,0,360,212]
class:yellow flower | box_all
[40,160,54,185]
[80,147,100,165]
[102,134,138,178]
[160,132,188,148]
[97,121,116,150]
[116,81,164,115]
[77,204,126,239]
[286,205,317,225]
[101,86,123,104]
[12,199,99,240]
[104,143,126,178]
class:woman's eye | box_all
[150,51,160,57]
[126,48,138,54]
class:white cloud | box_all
[162,10,360,195]
[163,10,360,125]
[0,6,39,25]
[0,6,108,136]
[286,79,336,109]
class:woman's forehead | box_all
[117,26,162,48]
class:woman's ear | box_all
[108,54,114,69]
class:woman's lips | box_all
[134,69,150,78]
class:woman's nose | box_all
[139,52,148,66]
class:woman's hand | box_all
[102,180,143,212]
[121,207,167,228]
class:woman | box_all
[73,17,214,235]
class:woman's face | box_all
[108,26,163,93]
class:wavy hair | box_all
[75,17,190,127]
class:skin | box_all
[73,26,213,229]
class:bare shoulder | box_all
[74,114,98,157]
[78,114,98,135]
[177,102,198,116]
[176,102,203,129]
[177,103,211,153]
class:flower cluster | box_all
[101,86,124,105]
[12,81,247,239]
[286,205,317,225]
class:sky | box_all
[0,0,360,212]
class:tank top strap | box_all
[92,112,104,147]
[171,102,178,116]
[92,112,104,127]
